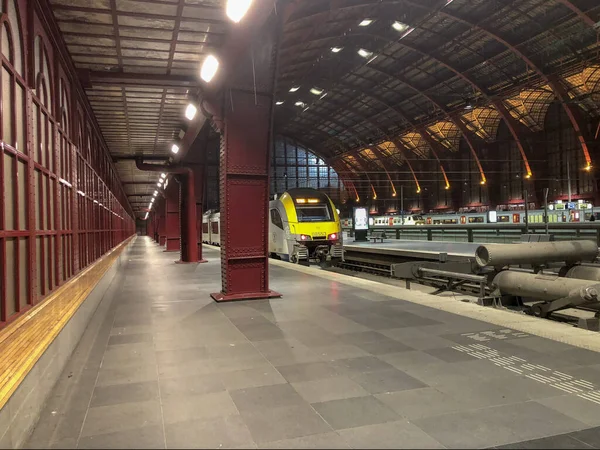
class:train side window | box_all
[271,209,284,229]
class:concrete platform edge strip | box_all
[269,258,600,353]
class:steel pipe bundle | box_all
[565,265,600,282]
[492,271,598,301]
[475,240,598,268]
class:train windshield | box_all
[296,205,333,222]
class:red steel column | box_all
[158,199,166,247]
[165,182,180,252]
[210,15,281,302]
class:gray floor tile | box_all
[161,391,239,425]
[338,331,390,346]
[241,404,331,443]
[332,356,395,375]
[315,344,370,361]
[375,387,469,419]
[155,346,208,366]
[164,415,253,449]
[90,381,159,407]
[219,366,287,391]
[258,432,350,449]
[355,338,414,356]
[276,361,341,383]
[158,359,216,379]
[101,344,156,369]
[569,427,600,448]
[78,425,165,449]
[436,376,561,409]
[236,323,286,342]
[424,346,478,362]
[312,396,400,430]
[338,420,445,449]
[379,350,444,371]
[536,395,600,427]
[159,373,225,397]
[80,400,162,437]
[107,333,153,346]
[496,433,593,449]
[414,401,588,448]
[292,376,369,403]
[351,368,427,394]
[254,339,322,365]
[230,384,306,413]
[96,363,158,387]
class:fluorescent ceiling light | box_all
[171,144,180,154]
[151,198,155,203]
[289,86,300,92]
[359,19,373,26]
[358,48,373,58]
[185,103,197,120]
[160,173,166,178]
[148,203,153,209]
[153,191,158,196]
[310,87,324,95]
[144,212,148,220]
[320,93,328,100]
[331,47,343,53]
[200,55,219,82]
[295,101,306,107]
[276,101,284,105]
[226,0,253,23]
[157,182,162,187]
[392,21,410,32]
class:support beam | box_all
[210,10,281,303]
[165,182,180,252]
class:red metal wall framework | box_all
[0,0,135,327]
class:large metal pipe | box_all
[565,265,600,281]
[135,159,199,263]
[476,240,598,268]
[493,270,599,301]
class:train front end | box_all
[278,189,343,264]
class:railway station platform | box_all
[23,237,600,449]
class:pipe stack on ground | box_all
[476,240,599,268]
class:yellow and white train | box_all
[202,188,343,265]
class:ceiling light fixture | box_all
[357,48,373,58]
[153,191,158,196]
[295,101,306,107]
[185,103,197,120]
[157,182,162,187]
[200,55,219,82]
[276,101,284,105]
[160,173,166,179]
[310,87,324,95]
[289,86,300,92]
[226,0,253,23]
[331,47,343,53]
[392,21,410,32]
[359,19,373,26]
[319,93,328,100]
[171,144,180,154]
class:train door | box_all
[388,217,394,226]
[512,213,520,223]
[460,216,466,224]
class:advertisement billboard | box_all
[353,207,369,231]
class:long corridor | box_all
[26,238,600,449]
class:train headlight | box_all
[300,234,309,241]
[328,233,338,240]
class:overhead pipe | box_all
[135,159,200,263]
[475,240,599,268]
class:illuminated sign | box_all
[488,211,497,223]
[353,207,369,231]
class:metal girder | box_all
[403,0,593,167]
[554,0,597,27]
[80,70,198,89]
[385,142,421,193]
[368,146,398,196]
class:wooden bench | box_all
[370,231,386,243]
[0,237,133,411]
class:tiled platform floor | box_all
[25,237,600,449]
